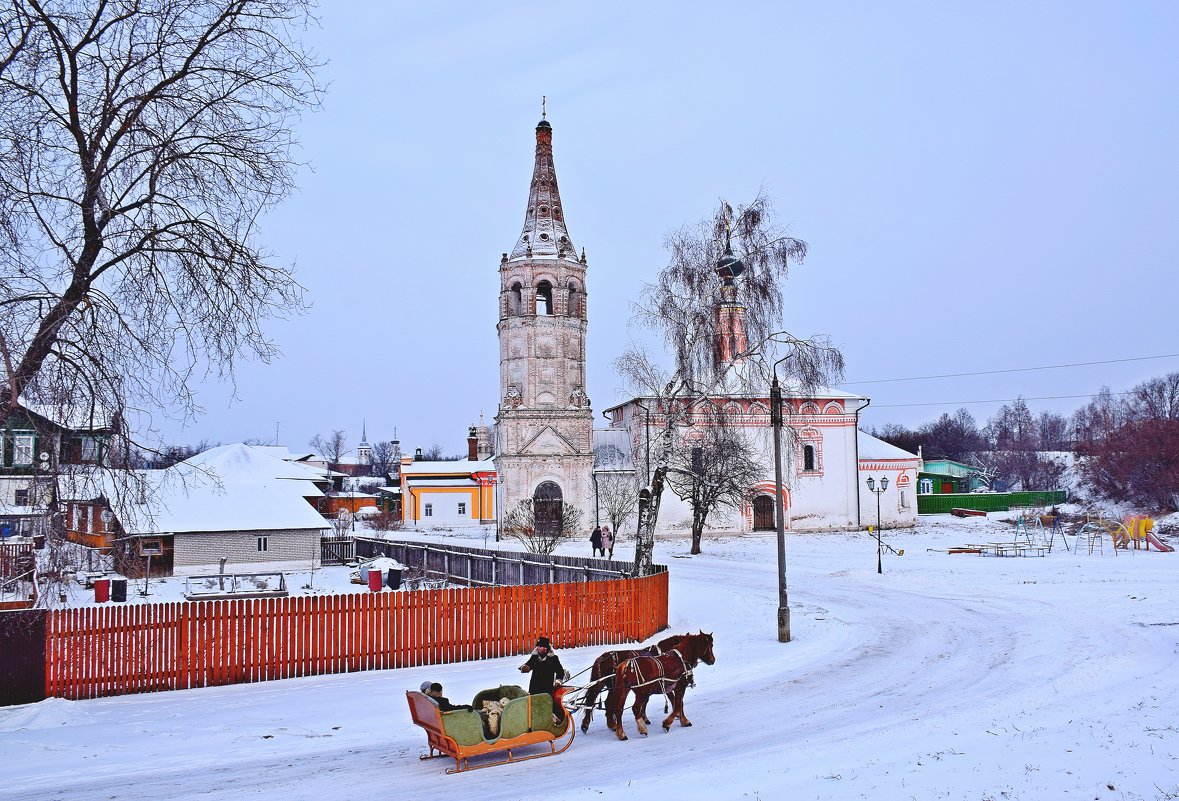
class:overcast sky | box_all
[162,2,1179,456]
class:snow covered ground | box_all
[2,515,1178,801]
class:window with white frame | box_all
[13,433,34,466]
[803,445,816,471]
[257,536,268,552]
[457,501,467,516]
[919,478,933,495]
[424,503,433,517]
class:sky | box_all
[166,2,1179,456]
[5,515,1179,799]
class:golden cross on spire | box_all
[542,95,547,119]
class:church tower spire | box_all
[510,119,577,261]
[715,234,749,366]
[495,114,594,530]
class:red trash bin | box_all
[94,578,110,603]
[367,568,383,592]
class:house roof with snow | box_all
[400,459,494,476]
[58,444,331,535]
[857,431,920,462]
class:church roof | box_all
[857,431,920,461]
[509,119,578,261]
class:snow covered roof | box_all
[58,445,332,535]
[593,428,635,471]
[400,459,494,475]
[603,385,868,415]
[19,400,116,431]
[857,431,920,461]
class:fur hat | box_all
[419,681,432,693]
[536,636,551,649]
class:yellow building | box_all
[399,454,496,527]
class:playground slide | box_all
[1145,532,1174,552]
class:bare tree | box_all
[369,440,398,478]
[0,2,322,439]
[666,411,766,555]
[500,498,583,556]
[618,194,842,575]
[309,430,348,465]
[596,473,639,540]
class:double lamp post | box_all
[865,475,888,574]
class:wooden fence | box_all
[356,538,631,586]
[917,490,1069,515]
[41,570,669,701]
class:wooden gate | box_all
[752,496,775,531]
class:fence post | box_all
[422,545,429,578]
[519,557,525,585]
[583,565,590,583]
[444,552,450,582]
[466,555,472,587]
[491,553,498,586]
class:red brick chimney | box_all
[467,426,478,461]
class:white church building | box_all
[424,113,921,536]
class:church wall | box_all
[606,396,918,534]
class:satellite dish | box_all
[100,509,113,523]
[38,452,49,462]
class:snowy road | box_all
[3,518,1178,801]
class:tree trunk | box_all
[690,508,707,555]
[633,466,666,576]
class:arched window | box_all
[803,444,816,471]
[533,481,563,539]
[536,281,553,315]
[510,282,522,316]
[568,285,579,317]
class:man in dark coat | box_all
[422,681,473,712]
[519,636,570,722]
[590,526,603,556]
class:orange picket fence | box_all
[44,571,668,700]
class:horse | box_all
[604,630,715,741]
[578,632,690,734]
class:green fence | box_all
[917,490,1068,515]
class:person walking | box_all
[601,525,614,559]
[519,636,570,723]
[590,525,603,557]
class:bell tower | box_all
[494,116,593,530]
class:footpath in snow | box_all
[1,515,1178,801]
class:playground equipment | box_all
[1119,515,1173,552]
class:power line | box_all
[844,353,1179,386]
[871,391,1135,410]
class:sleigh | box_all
[406,684,574,774]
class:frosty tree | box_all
[617,194,843,575]
[0,2,322,440]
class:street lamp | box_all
[865,475,888,574]
[770,355,791,643]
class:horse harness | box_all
[621,647,697,692]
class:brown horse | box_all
[579,632,690,734]
[605,631,715,741]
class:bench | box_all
[407,684,574,774]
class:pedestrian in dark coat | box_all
[519,636,570,722]
[590,526,603,557]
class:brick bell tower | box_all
[494,114,594,534]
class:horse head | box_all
[692,630,716,665]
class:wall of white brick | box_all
[173,528,324,570]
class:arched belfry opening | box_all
[536,280,554,315]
